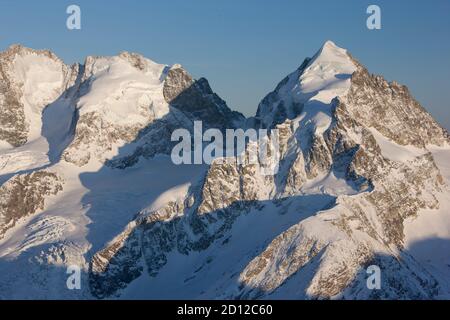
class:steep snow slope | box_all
[0,41,449,300]
[11,50,71,141]
[404,146,450,298]
[255,41,356,129]
[0,156,208,299]
[0,44,245,299]
[88,41,450,300]
[62,52,171,167]
[0,45,79,177]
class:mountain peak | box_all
[0,44,60,62]
[322,40,339,50]
[255,40,357,128]
[308,40,352,67]
[1,42,450,300]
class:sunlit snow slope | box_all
[0,41,449,300]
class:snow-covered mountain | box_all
[0,41,449,299]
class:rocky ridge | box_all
[88,42,450,299]
[0,41,449,300]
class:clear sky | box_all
[1,0,449,129]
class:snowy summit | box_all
[0,41,449,300]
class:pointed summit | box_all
[321,40,340,51]
[255,40,357,128]
[307,40,353,67]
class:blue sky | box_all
[1,0,449,129]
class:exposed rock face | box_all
[0,45,78,147]
[104,65,245,169]
[163,64,193,102]
[58,57,244,168]
[0,57,27,147]
[237,152,444,299]
[255,58,310,129]
[62,109,155,167]
[163,65,245,130]
[232,44,447,299]
[0,42,449,300]
[0,45,245,168]
[61,53,168,166]
[104,111,191,169]
[344,59,449,147]
[0,170,63,239]
[89,41,450,300]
